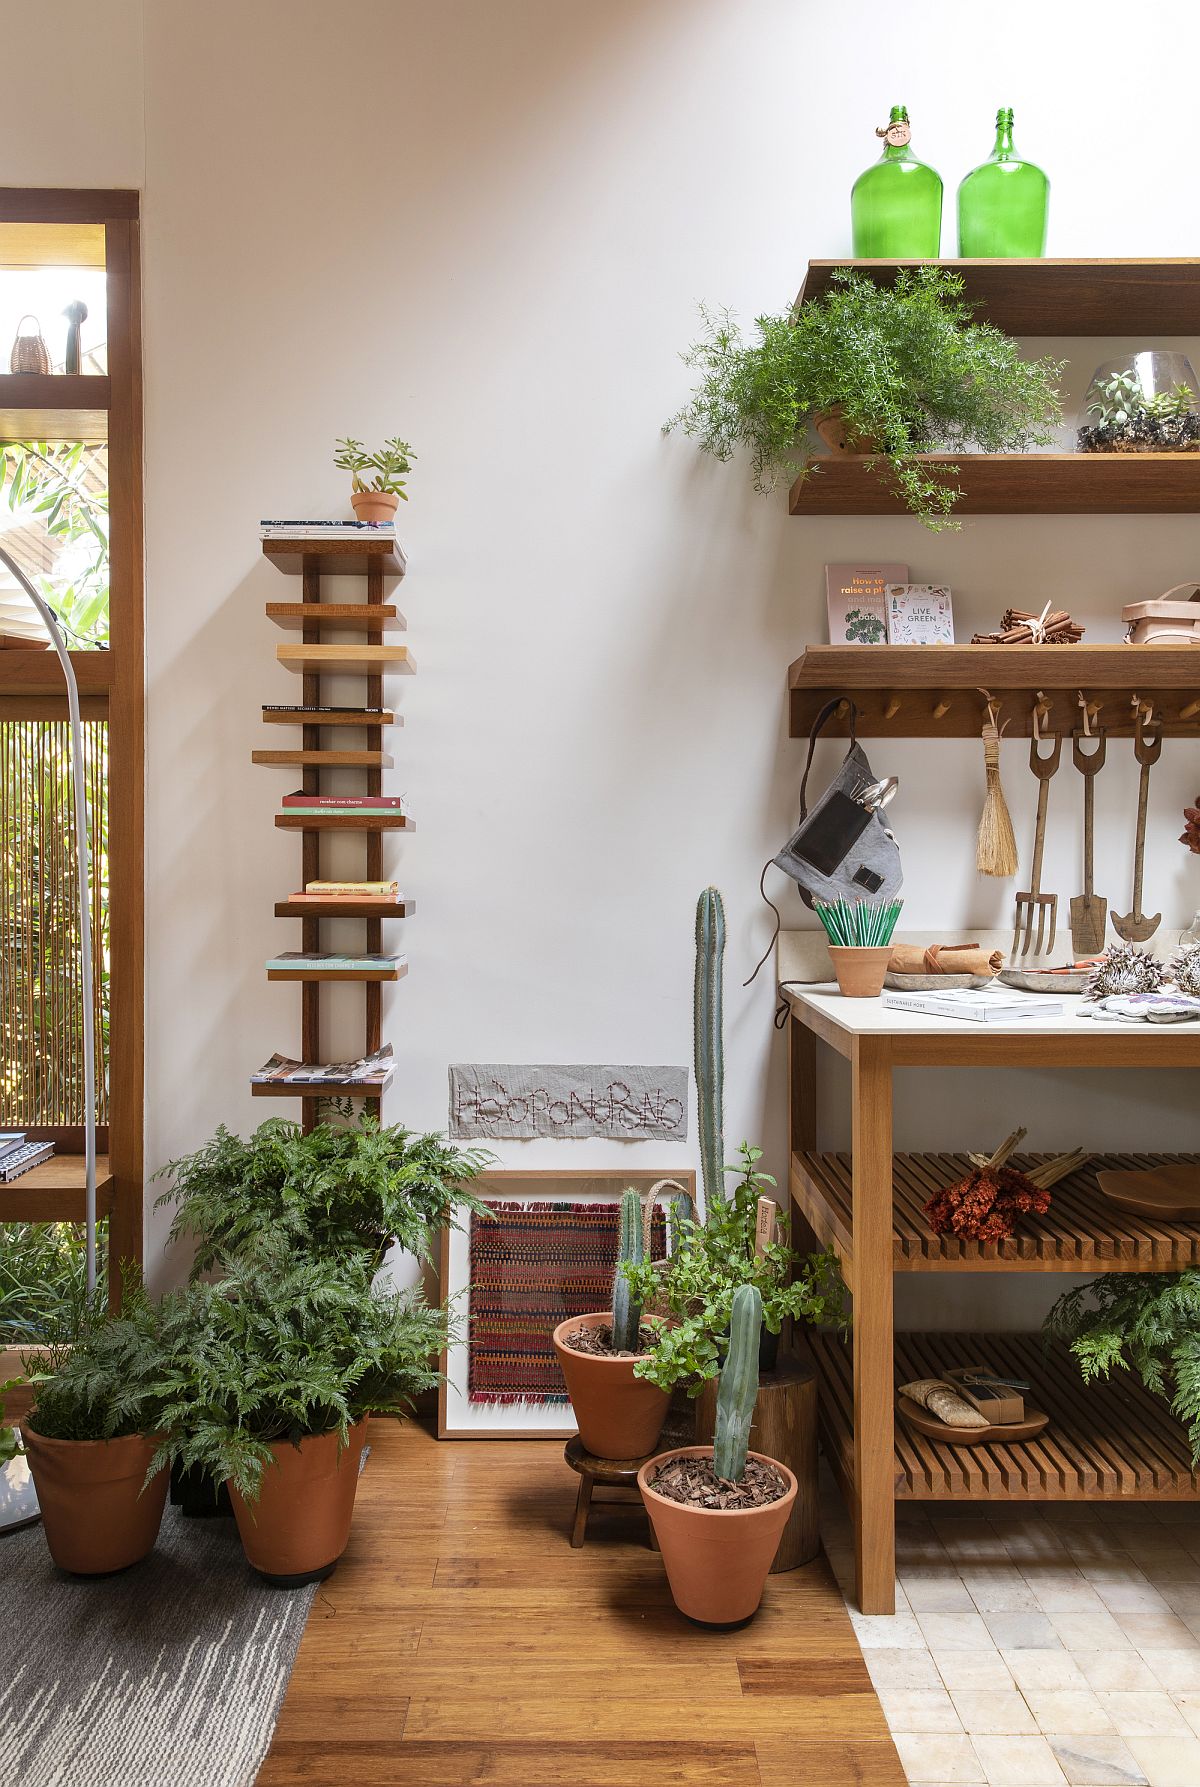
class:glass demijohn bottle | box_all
[957,107,1049,257]
[851,105,943,258]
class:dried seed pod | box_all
[1085,942,1166,1000]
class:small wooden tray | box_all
[897,1394,1049,1447]
[1097,1164,1200,1221]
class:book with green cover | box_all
[266,952,403,972]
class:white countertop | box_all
[781,982,1189,1039]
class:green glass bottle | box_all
[851,105,943,258]
[957,107,1049,257]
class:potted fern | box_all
[153,1246,450,1585]
[666,267,1063,529]
[638,1284,796,1624]
[333,435,416,523]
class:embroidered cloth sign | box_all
[449,1064,688,1140]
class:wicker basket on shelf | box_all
[10,316,50,374]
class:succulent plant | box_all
[712,1282,762,1483]
[1169,944,1200,999]
[611,1187,645,1353]
[695,888,726,1213]
[1084,942,1167,1001]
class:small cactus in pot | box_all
[610,1187,645,1354]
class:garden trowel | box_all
[1070,729,1107,954]
[1111,710,1162,943]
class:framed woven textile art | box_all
[437,1169,695,1438]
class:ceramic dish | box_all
[885,973,993,992]
[897,1395,1049,1447]
[999,968,1091,995]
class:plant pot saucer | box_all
[255,1559,339,1590]
[897,1395,1049,1447]
[1096,1165,1200,1221]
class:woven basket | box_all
[640,1178,695,1321]
[10,315,50,374]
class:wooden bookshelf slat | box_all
[275,812,412,832]
[277,644,414,675]
[0,1154,115,1223]
[262,537,407,577]
[0,372,110,440]
[266,961,407,983]
[261,708,396,728]
[788,453,1200,516]
[266,603,406,632]
[251,1080,389,1099]
[252,750,394,767]
[274,899,414,919]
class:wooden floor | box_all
[259,1418,904,1787]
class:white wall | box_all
[6,0,1200,1322]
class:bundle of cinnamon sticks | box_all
[971,607,1084,645]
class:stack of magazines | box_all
[0,1132,55,1180]
[251,1045,395,1088]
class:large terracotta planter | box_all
[552,1313,670,1459]
[350,489,399,524]
[229,1419,368,1587]
[813,405,882,455]
[638,1445,797,1625]
[22,1428,167,1574]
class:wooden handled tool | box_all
[1012,731,1062,958]
[1070,729,1107,955]
[1111,712,1162,942]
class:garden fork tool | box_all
[1012,722,1062,957]
[1111,706,1163,942]
[1069,727,1108,955]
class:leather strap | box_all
[799,697,858,822]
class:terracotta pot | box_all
[638,1445,797,1625]
[23,1427,167,1574]
[229,1419,368,1586]
[350,489,399,524]
[552,1313,670,1459]
[812,405,882,455]
[828,945,892,998]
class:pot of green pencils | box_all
[816,897,903,998]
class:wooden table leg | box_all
[851,1036,895,1614]
[570,1474,593,1547]
[789,1013,818,1155]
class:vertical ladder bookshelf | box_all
[254,532,414,1130]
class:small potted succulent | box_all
[552,1188,673,1458]
[638,1284,797,1624]
[333,435,417,523]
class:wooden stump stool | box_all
[563,1435,660,1549]
[694,1350,819,1572]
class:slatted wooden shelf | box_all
[261,707,396,728]
[0,1154,114,1223]
[277,644,414,675]
[266,602,405,631]
[0,371,110,440]
[274,898,414,919]
[262,536,407,577]
[807,1329,1200,1502]
[267,960,408,983]
[791,1151,1200,1274]
[252,749,394,767]
[794,258,1200,335]
[788,645,1200,739]
[788,453,1200,517]
[275,811,413,831]
[251,1078,390,1099]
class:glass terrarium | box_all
[1078,352,1200,453]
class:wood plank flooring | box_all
[258,1419,903,1787]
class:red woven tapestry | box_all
[467,1199,666,1406]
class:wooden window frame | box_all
[0,189,144,1290]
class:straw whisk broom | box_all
[976,696,1018,878]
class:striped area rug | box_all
[0,1503,314,1786]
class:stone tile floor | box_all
[821,1482,1200,1787]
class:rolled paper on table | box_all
[898,1378,990,1429]
[888,944,1003,978]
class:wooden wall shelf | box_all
[809,1330,1199,1502]
[252,1080,388,1100]
[261,707,396,727]
[277,645,414,675]
[275,812,413,832]
[0,648,112,699]
[274,898,414,919]
[788,453,1200,516]
[267,961,408,984]
[0,1154,115,1223]
[0,371,110,440]
[788,645,1200,738]
[266,603,405,632]
[792,1151,1200,1274]
[794,258,1200,336]
[263,536,407,577]
[252,750,394,768]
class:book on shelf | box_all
[282,790,405,811]
[825,563,907,646]
[260,520,396,537]
[266,952,405,973]
[0,1131,27,1164]
[1,1139,55,1181]
[305,879,400,896]
[262,705,389,718]
[885,583,955,645]
[251,1045,395,1087]
[881,988,1061,1024]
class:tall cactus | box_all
[611,1187,645,1352]
[713,1283,762,1482]
[694,888,726,1213]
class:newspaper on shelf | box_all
[251,1044,395,1085]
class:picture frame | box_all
[437,1168,696,1439]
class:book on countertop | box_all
[266,952,405,972]
[262,705,388,717]
[885,583,955,645]
[882,988,1061,1024]
[252,1045,395,1087]
[305,880,400,896]
[282,790,405,810]
[825,563,907,645]
[1,1139,56,1181]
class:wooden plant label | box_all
[754,1197,778,1257]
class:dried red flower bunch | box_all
[1182,796,1200,856]
[925,1163,1051,1244]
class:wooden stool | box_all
[694,1350,819,1572]
[563,1435,660,1549]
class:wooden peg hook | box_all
[1181,696,1200,722]
[883,694,901,721]
[932,694,952,721]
